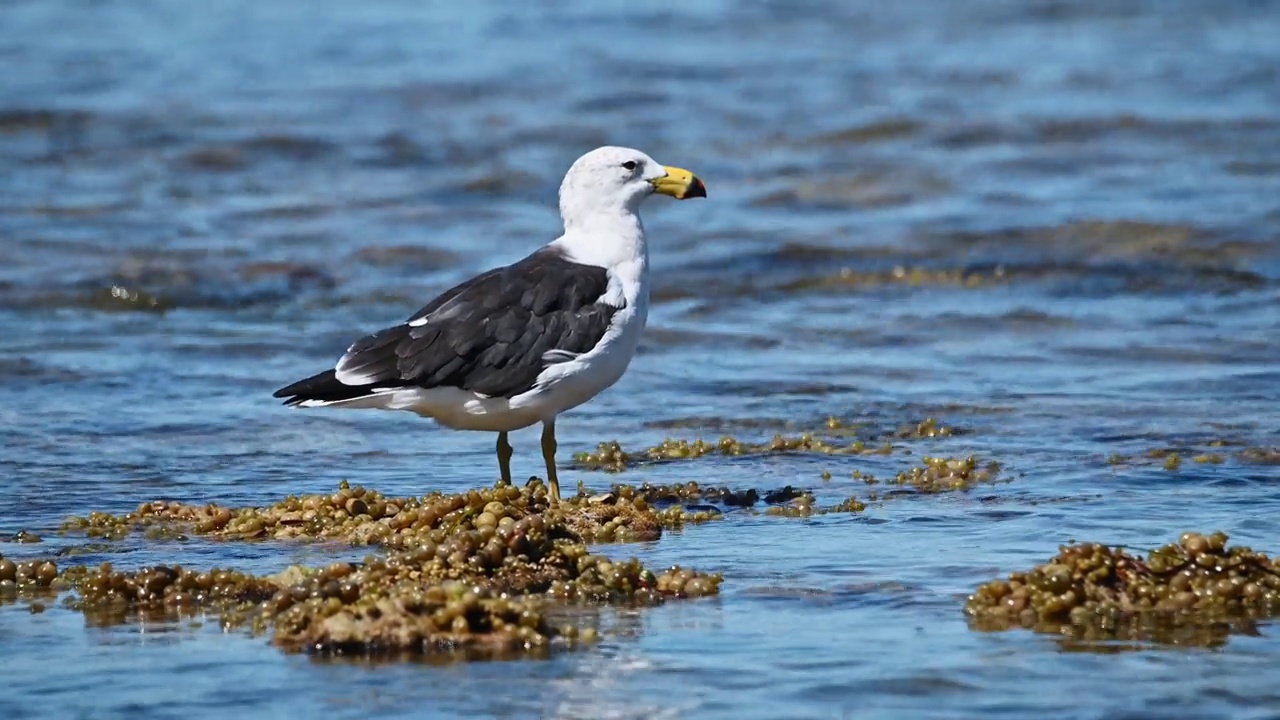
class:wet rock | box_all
[716,488,760,507]
[764,492,817,517]
[612,480,868,517]
[763,486,805,504]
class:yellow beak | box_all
[650,165,707,200]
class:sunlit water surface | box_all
[2,1,1280,718]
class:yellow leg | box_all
[541,420,560,504]
[496,431,513,485]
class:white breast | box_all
[510,256,649,420]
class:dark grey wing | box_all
[273,247,620,404]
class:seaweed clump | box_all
[63,562,279,626]
[44,480,723,659]
[60,453,1001,554]
[558,489,721,542]
[1105,444,1280,470]
[591,454,998,518]
[575,433,896,473]
[49,542,719,658]
[893,417,954,439]
[59,478,715,548]
[966,532,1280,647]
[888,455,1000,493]
[573,416,961,473]
[0,555,60,597]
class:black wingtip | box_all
[272,382,307,400]
[272,370,328,402]
[270,368,382,406]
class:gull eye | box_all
[621,160,637,171]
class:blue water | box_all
[3,0,1280,717]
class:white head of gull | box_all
[273,146,706,503]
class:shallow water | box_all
[3,0,1280,717]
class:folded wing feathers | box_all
[276,247,619,403]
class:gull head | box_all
[558,146,706,226]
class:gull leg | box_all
[496,431,513,485]
[541,420,560,504]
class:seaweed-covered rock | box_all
[65,562,278,620]
[572,417,962,474]
[61,478,714,547]
[966,532,1280,647]
[573,433,897,473]
[36,480,726,660]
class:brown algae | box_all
[596,453,999,517]
[1105,444,1279,470]
[59,450,998,551]
[573,424,950,473]
[889,455,1002,493]
[966,532,1280,647]
[37,446,1009,659]
[34,479,725,658]
[60,478,726,547]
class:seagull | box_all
[273,146,707,503]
